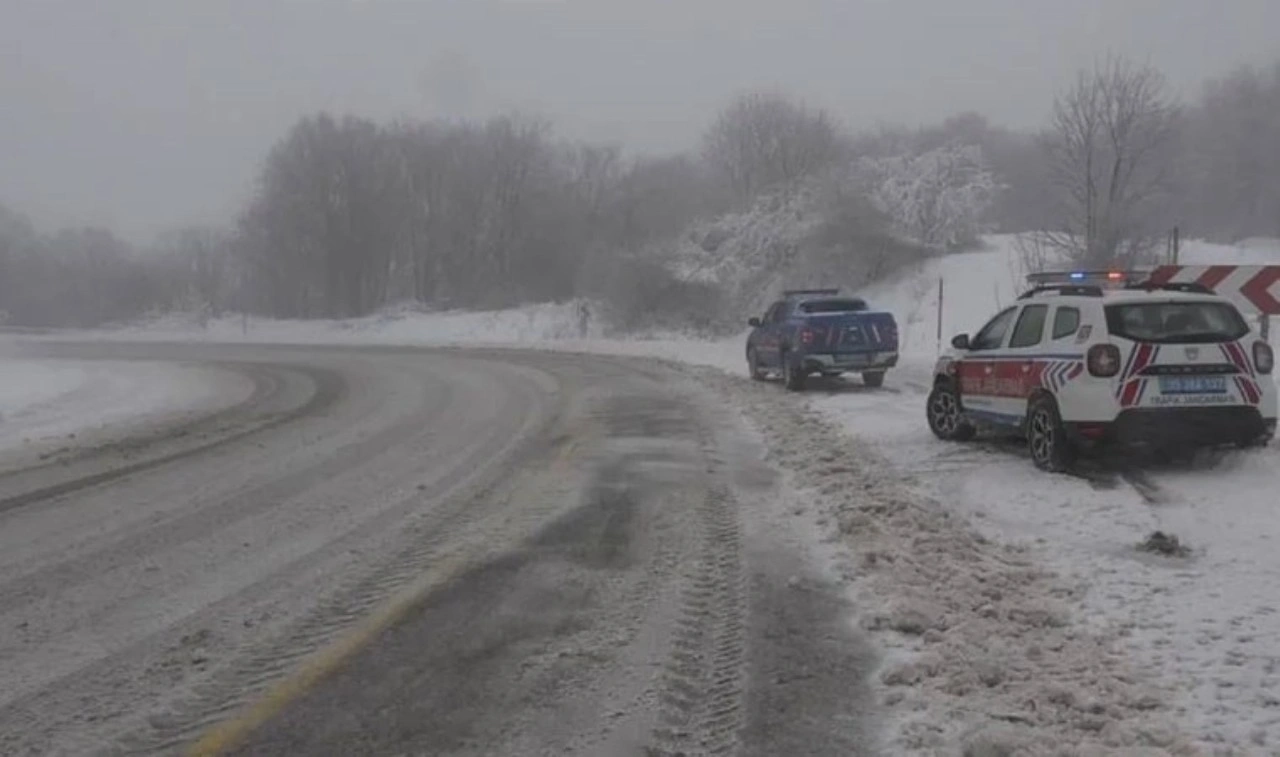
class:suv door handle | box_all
[1020,362,1032,373]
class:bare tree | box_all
[237,112,410,318]
[1176,63,1280,241]
[1040,57,1180,266]
[153,226,233,318]
[702,91,844,202]
[0,205,35,323]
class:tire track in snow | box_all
[0,362,342,515]
[647,434,748,757]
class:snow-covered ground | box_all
[11,233,1280,753]
[57,301,746,370]
[814,234,1280,753]
[0,355,255,465]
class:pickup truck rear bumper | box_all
[801,352,899,373]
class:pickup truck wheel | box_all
[862,371,885,388]
[1027,396,1074,472]
[782,352,807,392]
[926,382,974,441]
[747,348,767,381]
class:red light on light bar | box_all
[1107,271,1124,280]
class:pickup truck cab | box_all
[746,289,899,391]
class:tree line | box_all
[3,56,1280,328]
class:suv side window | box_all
[1051,306,1080,340]
[970,307,1017,351]
[769,302,790,323]
[762,303,783,324]
[1009,304,1048,348]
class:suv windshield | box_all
[1105,301,1250,343]
[798,298,867,314]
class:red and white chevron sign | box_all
[1147,265,1280,315]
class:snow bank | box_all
[52,301,752,375]
[814,379,1280,753]
[706,370,1198,755]
[812,232,1280,754]
[0,360,94,423]
[0,356,254,461]
[104,301,594,345]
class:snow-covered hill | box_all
[856,234,1280,364]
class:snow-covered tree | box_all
[860,143,998,249]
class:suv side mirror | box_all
[951,333,971,350]
[748,317,762,328]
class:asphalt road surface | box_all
[0,342,876,757]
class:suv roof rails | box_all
[1017,284,1105,300]
[1125,280,1215,294]
[782,288,840,298]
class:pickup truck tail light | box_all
[1255,341,1274,374]
[1087,344,1121,377]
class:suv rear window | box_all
[1104,301,1250,343]
[798,298,867,314]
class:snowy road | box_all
[0,342,876,757]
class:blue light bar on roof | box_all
[1026,270,1145,286]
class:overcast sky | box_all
[3,0,1279,242]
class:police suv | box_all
[927,271,1277,471]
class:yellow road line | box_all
[191,417,594,756]
[187,546,474,756]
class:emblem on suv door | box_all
[1185,347,1199,360]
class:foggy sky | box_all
[4,0,1279,242]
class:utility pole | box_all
[936,278,944,355]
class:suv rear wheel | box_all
[1027,395,1074,472]
[926,381,974,441]
[863,371,885,388]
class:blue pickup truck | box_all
[746,289,899,391]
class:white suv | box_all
[927,272,1277,471]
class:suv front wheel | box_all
[1026,395,1074,472]
[926,381,974,441]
